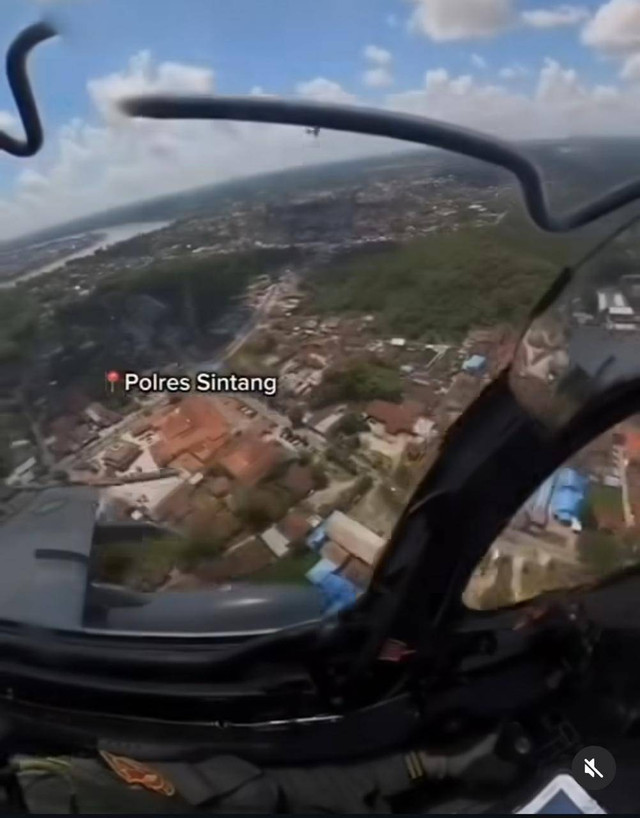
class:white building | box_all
[325,511,385,567]
[597,289,637,327]
[260,526,290,557]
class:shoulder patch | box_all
[99,751,176,796]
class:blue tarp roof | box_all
[556,467,587,492]
[551,468,588,524]
[306,558,337,584]
[307,523,328,551]
[305,558,359,614]
[462,354,487,373]
[317,572,359,614]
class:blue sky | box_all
[0,0,616,121]
[0,0,639,238]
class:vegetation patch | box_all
[307,227,559,341]
[313,361,403,407]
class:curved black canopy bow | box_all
[121,91,640,235]
[0,22,57,158]
[5,20,639,232]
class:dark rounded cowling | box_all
[103,582,326,635]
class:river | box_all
[13,219,173,284]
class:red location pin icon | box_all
[106,370,120,394]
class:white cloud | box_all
[8,46,640,240]
[0,110,18,134]
[621,51,640,77]
[594,83,621,100]
[522,5,589,28]
[499,62,530,78]
[295,77,356,103]
[362,45,393,88]
[17,169,50,192]
[363,67,394,87]
[536,57,582,102]
[408,0,514,41]
[363,44,393,66]
[87,51,215,121]
[0,56,382,239]
[387,59,640,140]
[362,44,394,87]
[471,53,488,69]
[582,0,640,53]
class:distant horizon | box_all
[3,132,635,250]
[4,0,640,240]
[1,144,425,248]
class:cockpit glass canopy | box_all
[1,121,576,638]
[5,4,640,637]
[511,215,640,429]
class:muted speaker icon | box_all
[572,746,616,791]
[584,758,603,779]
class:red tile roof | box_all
[150,396,230,469]
[320,539,350,567]
[171,452,203,473]
[365,400,423,435]
[280,463,315,500]
[341,557,373,589]
[623,426,640,462]
[218,437,283,485]
[279,513,312,541]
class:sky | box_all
[2,0,640,238]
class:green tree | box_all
[394,462,415,490]
[354,473,374,497]
[289,405,305,428]
[326,445,359,474]
[181,535,226,570]
[307,227,559,341]
[311,463,329,490]
[236,486,293,529]
[579,530,623,576]
[245,331,276,355]
[0,291,38,363]
[298,450,312,466]
[314,361,403,407]
[333,412,368,437]
[95,543,136,584]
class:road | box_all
[194,282,281,373]
[423,344,450,373]
[226,282,281,358]
[23,401,55,473]
[15,468,179,491]
[493,527,580,566]
[58,402,167,470]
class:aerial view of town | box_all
[2,141,640,615]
